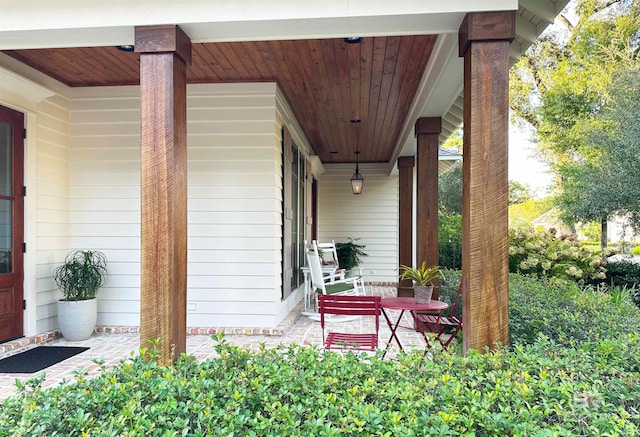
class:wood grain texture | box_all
[461,13,512,353]
[416,117,441,297]
[4,35,435,165]
[138,26,189,364]
[459,11,516,57]
[397,156,414,297]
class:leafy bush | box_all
[509,226,606,285]
[509,274,640,346]
[440,270,640,347]
[1,334,638,436]
[438,211,462,270]
[605,260,640,307]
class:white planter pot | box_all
[57,298,97,341]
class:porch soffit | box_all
[0,0,569,169]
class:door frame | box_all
[0,104,24,342]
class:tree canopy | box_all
[510,0,640,241]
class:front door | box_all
[0,105,24,342]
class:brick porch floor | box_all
[0,286,443,401]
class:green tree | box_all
[510,0,640,251]
[438,162,462,215]
[509,181,533,205]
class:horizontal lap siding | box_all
[318,165,398,283]
[35,96,71,333]
[69,83,283,328]
[187,84,281,327]
[69,89,141,327]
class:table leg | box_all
[382,309,405,359]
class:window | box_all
[282,127,307,299]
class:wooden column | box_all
[397,156,414,297]
[459,11,515,353]
[135,25,191,364]
[415,117,441,297]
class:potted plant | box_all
[54,250,108,341]
[399,262,443,303]
[336,238,368,275]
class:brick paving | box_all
[0,286,444,401]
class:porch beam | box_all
[397,156,414,297]
[415,117,441,297]
[459,11,514,353]
[136,25,191,365]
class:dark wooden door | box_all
[0,105,24,342]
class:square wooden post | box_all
[397,156,414,297]
[459,11,515,353]
[415,117,441,296]
[136,25,191,364]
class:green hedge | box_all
[605,260,640,308]
[439,270,640,347]
[1,334,639,436]
[2,274,640,436]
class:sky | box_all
[509,122,552,198]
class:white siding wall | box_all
[69,83,287,328]
[318,164,398,284]
[35,95,71,333]
[69,86,141,326]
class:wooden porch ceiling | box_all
[3,35,436,164]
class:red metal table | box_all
[380,297,449,357]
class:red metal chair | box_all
[318,294,382,351]
[415,283,463,349]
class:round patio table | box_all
[380,297,448,358]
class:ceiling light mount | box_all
[344,37,363,44]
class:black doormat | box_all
[0,346,89,373]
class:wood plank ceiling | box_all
[3,36,436,164]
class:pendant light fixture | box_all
[351,151,364,194]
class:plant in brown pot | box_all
[399,262,443,304]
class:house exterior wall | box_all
[34,95,71,334]
[67,82,299,328]
[0,65,70,336]
[317,164,398,284]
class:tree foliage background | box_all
[510,0,640,241]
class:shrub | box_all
[1,334,638,436]
[440,270,640,347]
[605,260,640,308]
[509,226,606,285]
[509,274,640,346]
[438,211,462,269]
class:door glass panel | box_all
[0,122,11,197]
[0,200,11,273]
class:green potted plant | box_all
[399,262,443,303]
[54,250,108,341]
[336,238,368,274]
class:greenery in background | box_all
[508,181,533,205]
[508,226,606,285]
[508,198,554,227]
[53,250,109,301]
[335,238,367,271]
[437,163,462,270]
[605,260,640,308]
[438,211,462,270]
[439,269,640,346]
[510,0,640,247]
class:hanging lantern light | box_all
[351,151,364,194]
